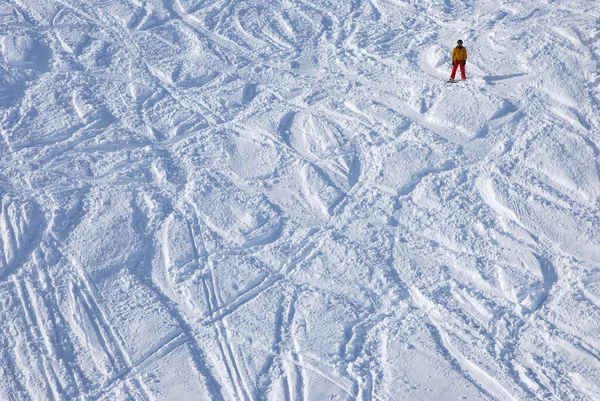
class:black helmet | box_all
[457,40,463,45]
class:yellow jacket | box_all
[452,46,467,61]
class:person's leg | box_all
[450,62,459,79]
[460,62,466,80]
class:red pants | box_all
[450,61,466,80]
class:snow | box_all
[1,0,600,400]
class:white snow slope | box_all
[1,0,600,400]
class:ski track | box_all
[1,0,600,399]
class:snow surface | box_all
[1,0,600,400]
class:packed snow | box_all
[1,0,600,400]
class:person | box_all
[450,40,467,81]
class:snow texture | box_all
[1,0,600,400]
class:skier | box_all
[449,40,467,82]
